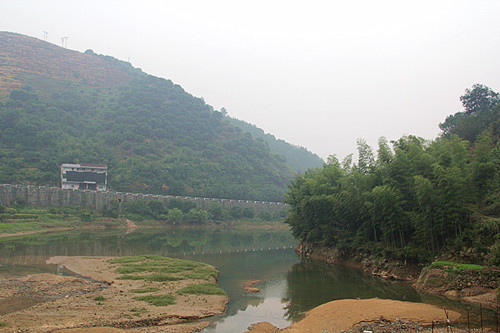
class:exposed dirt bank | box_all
[245,298,461,333]
[414,266,499,309]
[296,242,500,309]
[295,242,421,281]
[0,256,228,332]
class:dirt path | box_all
[246,298,460,333]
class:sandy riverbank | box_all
[245,298,461,333]
[0,256,228,332]
[0,227,74,239]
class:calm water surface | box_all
[0,227,491,332]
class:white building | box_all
[61,163,107,191]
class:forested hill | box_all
[228,118,324,172]
[0,31,297,201]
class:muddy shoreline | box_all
[0,256,228,332]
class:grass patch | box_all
[115,258,205,274]
[145,274,183,282]
[109,256,145,264]
[430,261,484,272]
[182,267,218,280]
[0,322,7,327]
[109,255,169,264]
[94,295,105,301]
[117,274,145,280]
[0,206,120,234]
[134,294,175,306]
[116,262,186,274]
[111,255,215,282]
[131,287,160,293]
[178,283,226,296]
[118,273,183,282]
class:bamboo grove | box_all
[285,85,500,264]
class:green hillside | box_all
[0,31,296,201]
[227,118,324,172]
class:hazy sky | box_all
[2,0,500,159]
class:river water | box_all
[0,227,492,332]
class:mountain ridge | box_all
[228,117,324,172]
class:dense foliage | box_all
[227,117,324,172]
[0,51,296,201]
[286,85,500,264]
[120,198,286,223]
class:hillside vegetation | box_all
[286,84,500,265]
[0,31,303,201]
[228,117,324,172]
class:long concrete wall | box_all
[0,184,287,213]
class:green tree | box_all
[167,208,183,224]
[460,83,499,115]
[209,203,225,221]
[440,85,500,143]
[229,206,242,219]
[258,210,273,221]
[356,138,375,174]
[185,209,209,224]
[242,207,255,219]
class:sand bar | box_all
[247,298,460,333]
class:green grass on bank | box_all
[133,294,175,306]
[429,261,484,272]
[118,273,183,282]
[178,283,227,296]
[0,204,288,235]
[0,206,124,234]
[110,255,217,281]
[110,255,226,307]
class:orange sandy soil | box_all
[242,280,262,293]
[0,256,227,333]
[245,298,460,333]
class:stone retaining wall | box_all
[0,184,287,213]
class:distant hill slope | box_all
[227,118,324,172]
[0,31,296,201]
[0,32,133,99]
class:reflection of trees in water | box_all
[204,250,299,318]
[282,259,422,322]
[0,228,297,258]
